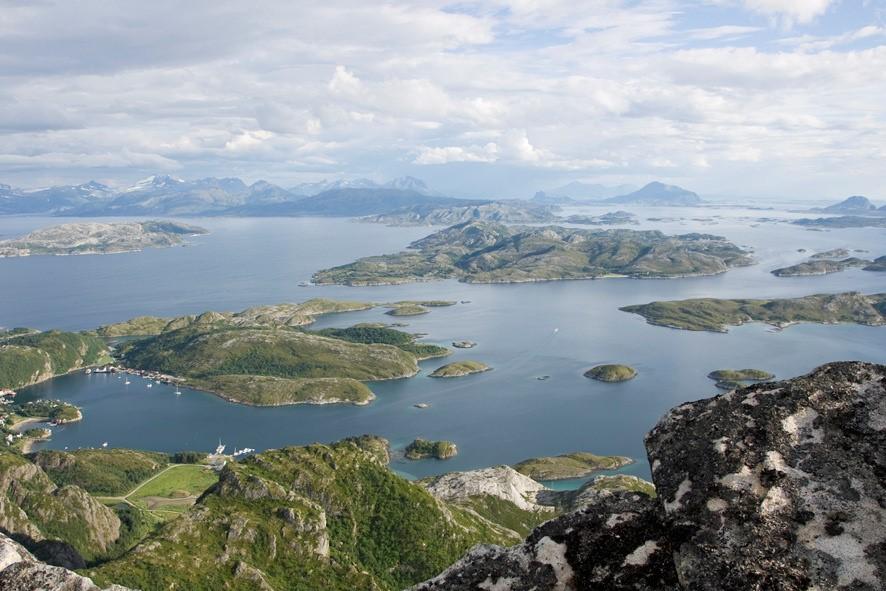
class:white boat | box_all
[146,383,152,388]
[215,440,225,455]
[124,379,131,385]
[175,389,182,395]
[101,442,108,448]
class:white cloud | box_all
[743,0,834,27]
[0,0,882,199]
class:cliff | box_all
[412,362,886,590]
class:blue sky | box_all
[0,0,884,200]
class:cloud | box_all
[0,0,882,199]
[742,0,834,27]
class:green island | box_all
[94,298,375,337]
[713,379,746,390]
[384,300,457,317]
[587,474,657,496]
[312,220,752,285]
[0,220,207,258]
[620,292,886,332]
[0,330,110,389]
[429,360,491,378]
[771,257,871,277]
[584,364,638,382]
[405,438,458,460]
[513,451,633,480]
[707,369,774,381]
[794,216,886,229]
[118,311,420,406]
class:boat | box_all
[124,379,131,385]
[101,442,108,448]
[146,383,152,388]
[175,389,182,395]
[215,440,225,455]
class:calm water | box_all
[2,208,885,484]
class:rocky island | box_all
[771,257,870,277]
[584,364,637,382]
[563,210,639,225]
[513,452,633,480]
[621,291,886,332]
[362,202,558,226]
[429,360,491,378]
[312,221,752,285]
[404,438,458,460]
[0,220,207,257]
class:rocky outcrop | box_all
[0,452,122,564]
[412,362,886,590]
[423,466,552,512]
[0,533,135,591]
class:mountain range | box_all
[0,175,465,217]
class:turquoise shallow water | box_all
[2,208,885,484]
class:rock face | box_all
[412,362,886,590]
[0,452,122,564]
[423,466,550,512]
[0,533,134,591]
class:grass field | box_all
[129,464,218,514]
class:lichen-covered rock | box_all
[422,466,551,512]
[411,491,678,591]
[647,361,886,590]
[413,362,886,591]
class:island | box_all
[563,211,639,225]
[707,369,774,381]
[106,300,462,406]
[94,298,375,337]
[864,256,886,272]
[452,340,477,349]
[312,221,752,285]
[771,257,870,277]
[404,438,458,460]
[362,202,557,226]
[429,360,491,378]
[620,292,886,332]
[793,216,886,229]
[0,220,207,257]
[810,248,851,259]
[584,364,637,382]
[513,452,633,480]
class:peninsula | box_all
[0,220,207,257]
[312,221,752,285]
[621,291,886,332]
[115,305,437,406]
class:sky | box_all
[0,0,884,200]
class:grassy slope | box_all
[31,449,169,496]
[120,323,419,405]
[0,331,109,389]
[90,438,515,591]
[315,325,450,360]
